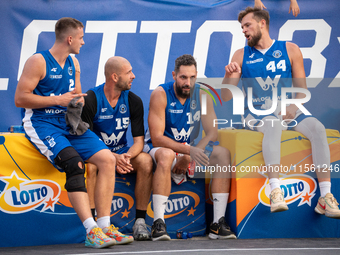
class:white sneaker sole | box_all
[152,234,171,241]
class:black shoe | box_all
[151,218,171,241]
[209,217,236,239]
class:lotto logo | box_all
[259,174,317,207]
[0,171,61,214]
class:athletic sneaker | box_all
[102,224,134,244]
[85,227,116,248]
[133,218,151,241]
[315,193,340,219]
[208,216,236,239]
[270,187,289,213]
[151,218,171,241]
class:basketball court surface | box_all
[1,237,340,255]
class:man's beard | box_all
[116,79,130,91]
[175,83,192,99]
[248,29,262,47]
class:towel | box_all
[65,97,89,135]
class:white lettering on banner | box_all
[279,19,331,88]
[140,21,192,90]
[328,37,340,88]
[16,19,334,90]
[85,21,137,86]
[18,20,56,80]
[0,78,9,90]
[165,196,190,213]
[193,20,244,79]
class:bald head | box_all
[104,56,130,79]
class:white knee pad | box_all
[256,116,282,166]
[294,117,330,168]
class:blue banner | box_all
[0,0,339,135]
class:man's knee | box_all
[309,118,326,134]
[135,152,153,172]
[155,148,175,169]
[55,147,86,193]
[258,116,282,135]
[212,145,230,158]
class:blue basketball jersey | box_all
[144,82,201,151]
[90,84,130,152]
[24,50,76,119]
[242,40,292,110]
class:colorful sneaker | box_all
[102,224,134,244]
[85,227,116,248]
[315,193,340,219]
[270,187,289,213]
[133,218,151,241]
[151,218,171,241]
[208,217,236,239]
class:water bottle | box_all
[204,141,215,158]
[176,231,192,239]
[201,141,219,171]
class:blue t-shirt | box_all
[90,84,130,152]
[24,50,75,119]
[242,40,292,111]
[145,82,201,151]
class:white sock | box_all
[319,181,331,197]
[269,178,280,191]
[83,217,98,234]
[153,194,168,222]
[212,193,228,223]
[97,216,110,229]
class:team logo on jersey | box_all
[259,174,317,207]
[101,108,107,112]
[0,171,61,214]
[45,136,56,147]
[249,53,255,58]
[171,127,194,141]
[51,67,57,72]
[68,66,73,76]
[190,100,197,110]
[119,104,127,114]
[170,102,176,107]
[101,131,124,146]
[273,50,282,58]
[255,75,281,91]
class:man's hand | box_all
[289,0,300,17]
[173,154,191,175]
[114,153,133,174]
[225,62,241,75]
[57,90,87,107]
[254,0,266,9]
[281,104,298,120]
[190,146,209,167]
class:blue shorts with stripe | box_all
[24,116,108,170]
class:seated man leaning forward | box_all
[81,56,153,242]
[144,54,236,241]
[14,17,117,248]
